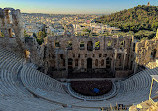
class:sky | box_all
[0,0,158,14]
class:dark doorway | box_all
[106,57,112,69]
[151,49,157,60]
[68,58,73,73]
[87,58,92,69]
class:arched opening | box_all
[75,59,78,67]
[80,41,85,50]
[55,41,60,48]
[151,49,157,60]
[95,59,98,67]
[101,59,104,66]
[68,58,73,73]
[87,41,93,51]
[120,40,125,49]
[87,58,92,69]
[62,59,65,67]
[106,57,112,69]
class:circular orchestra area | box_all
[70,80,112,96]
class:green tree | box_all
[96,5,158,39]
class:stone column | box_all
[133,53,138,74]
[78,59,81,70]
[85,41,87,51]
[114,49,117,70]
[123,50,127,70]
[113,49,117,76]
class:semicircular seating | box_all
[20,63,158,108]
[0,48,69,111]
[0,47,158,110]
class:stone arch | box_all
[106,57,112,69]
[151,49,157,60]
[80,41,85,50]
[75,59,78,67]
[62,59,65,67]
[120,40,125,49]
[95,59,98,67]
[55,41,60,47]
[87,58,92,69]
[101,59,104,66]
[68,58,73,73]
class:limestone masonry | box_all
[0,8,157,78]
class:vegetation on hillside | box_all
[96,5,158,40]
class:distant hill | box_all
[96,5,158,39]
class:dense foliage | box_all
[96,5,158,39]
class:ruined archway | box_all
[151,49,157,60]
[87,58,92,69]
[68,58,73,73]
[106,57,112,69]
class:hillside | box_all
[96,5,158,39]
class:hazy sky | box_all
[0,0,158,14]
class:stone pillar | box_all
[134,53,138,74]
[113,49,117,76]
[85,41,87,51]
[114,50,117,70]
[78,59,81,70]
[123,50,127,70]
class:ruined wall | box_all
[0,8,25,57]
[135,31,158,66]
[47,35,135,77]
[0,8,137,78]
[25,37,44,66]
[0,8,44,67]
